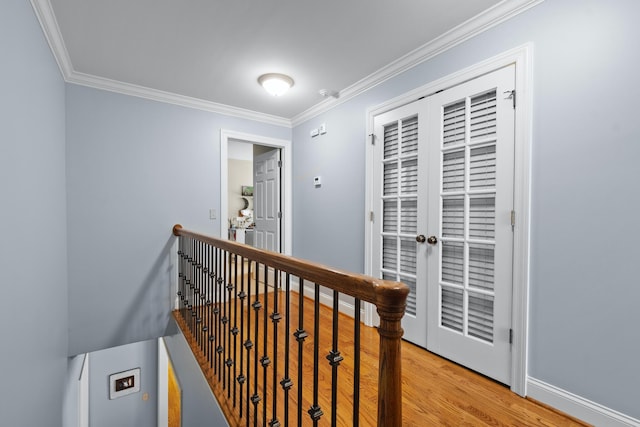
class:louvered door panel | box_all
[437,90,499,345]
[380,115,420,317]
[427,65,515,385]
[374,102,428,347]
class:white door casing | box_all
[365,45,532,395]
[220,130,292,256]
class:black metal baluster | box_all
[308,283,323,425]
[188,238,196,335]
[245,260,253,427]
[237,256,247,418]
[223,252,228,391]
[269,270,281,427]
[215,247,222,374]
[251,262,262,427]
[209,246,217,371]
[199,242,207,354]
[261,265,270,426]
[226,253,235,397]
[221,250,229,386]
[196,240,203,351]
[203,244,210,363]
[183,237,190,328]
[232,255,241,408]
[327,291,343,427]
[294,279,307,427]
[280,273,293,427]
[181,236,190,323]
[353,298,361,427]
[177,236,185,321]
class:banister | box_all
[173,224,408,309]
[172,224,410,426]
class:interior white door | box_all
[372,100,428,347]
[426,65,515,384]
[253,148,281,252]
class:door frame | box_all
[364,44,532,396]
[220,130,292,255]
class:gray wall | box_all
[163,332,229,427]
[0,2,68,426]
[88,340,158,427]
[292,0,640,420]
[66,85,291,355]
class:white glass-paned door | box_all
[426,65,515,385]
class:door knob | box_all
[416,235,426,243]
[427,236,438,245]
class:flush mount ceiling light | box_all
[258,73,294,96]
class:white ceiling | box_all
[44,0,516,122]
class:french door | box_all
[372,101,429,347]
[372,65,516,384]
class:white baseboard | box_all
[289,277,360,319]
[527,377,640,427]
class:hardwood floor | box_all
[174,289,590,426]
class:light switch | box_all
[209,209,216,220]
[314,176,322,187]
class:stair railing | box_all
[172,224,409,427]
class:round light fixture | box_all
[258,73,294,96]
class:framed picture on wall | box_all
[241,185,253,197]
[109,368,141,399]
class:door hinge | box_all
[369,133,375,145]
[504,90,516,109]
[277,160,282,168]
[509,328,513,344]
[369,211,374,222]
[277,212,282,219]
[510,210,516,230]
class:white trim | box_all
[28,0,291,128]
[157,338,169,427]
[66,72,292,128]
[527,377,640,427]
[29,0,73,78]
[220,130,293,256]
[78,353,89,427]
[289,277,358,319]
[291,0,543,126]
[364,43,533,396]
[31,0,542,128]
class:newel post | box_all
[375,283,409,427]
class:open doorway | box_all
[220,130,292,255]
[226,141,282,252]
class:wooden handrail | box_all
[172,224,409,426]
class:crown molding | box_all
[31,0,542,129]
[30,0,73,78]
[291,0,544,126]
[29,0,292,128]
[66,71,293,127]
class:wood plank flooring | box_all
[174,288,590,427]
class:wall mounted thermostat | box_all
[313,176,322,187]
